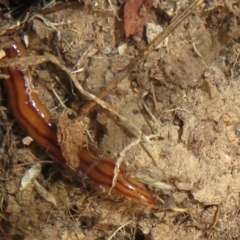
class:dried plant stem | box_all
[109,132,161,193]
[107,220,133,240]
[26,53,152,143]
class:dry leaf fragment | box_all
[34,180,57,206]
[19,162,42,190]
[124,0,153,37]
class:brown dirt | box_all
[1,0,240,239]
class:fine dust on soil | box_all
[1,0,240,239]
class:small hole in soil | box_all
[135,229,145,240]
[132,109,139,114]
[12,234,25,240]
[41,163,55,180]
[69,204,79,217]
[80,216,96,229]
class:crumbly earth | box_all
[1,0,240,239]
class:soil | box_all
[1,0,240,239]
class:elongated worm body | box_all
[2,42,66,164]
[1,39,158,208]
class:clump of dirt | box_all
[1,0,240,239]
